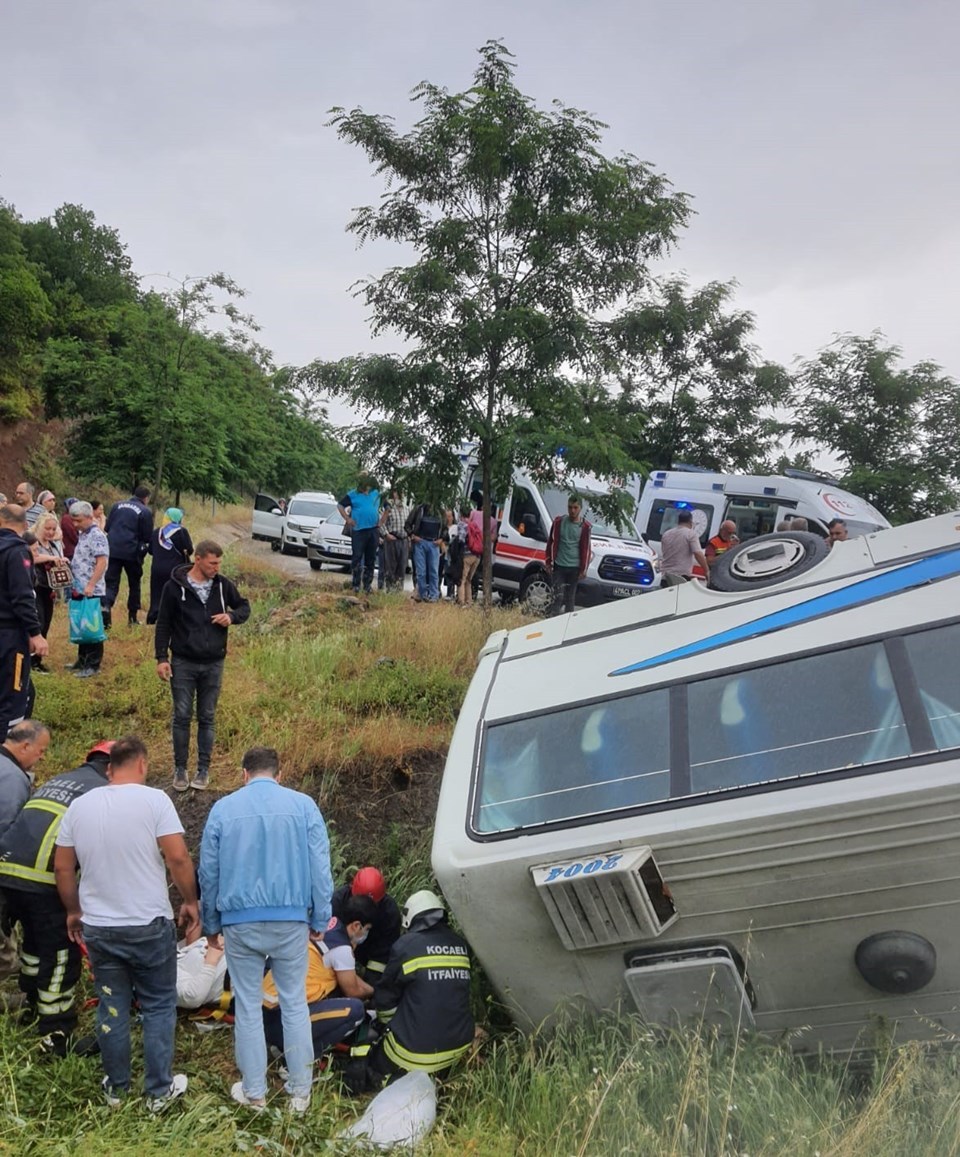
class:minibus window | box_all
[903,625,960,749]
[687,644,910,793]
[477,689,670,832]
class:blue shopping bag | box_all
[68,596,107,644]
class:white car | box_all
[306,511,354,571]
[279,492,338,556]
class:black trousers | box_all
[1,886,82,1036]
[0,627,31,742]
[104,556,143,617]
[550,566,581,616]
[147,566,175,624]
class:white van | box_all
[462,461,659,611]
[432,513,960,1052]
[636,467,889,553]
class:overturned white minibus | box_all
[432,513,960,1051]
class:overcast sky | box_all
[4,0,959,432]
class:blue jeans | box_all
[171,657,224,772]
[413,540,440,601]
[350,527,378,593]
[82,917,177,1098]
[224,921,312,1099]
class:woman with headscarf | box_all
[146,507,193,624]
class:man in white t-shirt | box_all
[54,736,199,1110]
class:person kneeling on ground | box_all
[352,889,474,1089]
[332,866,402,986]
[263,896,376,1065]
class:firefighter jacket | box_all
[331,882,403,978]
[0,759,108,891]
[374,912,474,1073]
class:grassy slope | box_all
[8,511,960,1155]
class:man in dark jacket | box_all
[331,866,403,985]
[155,540,250,791]
[0,504,48,740]
[104,485,153,627]
[366,889,473,1084]
[0,740,112,1055]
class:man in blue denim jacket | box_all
[199,746,333,1113]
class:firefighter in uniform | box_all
[331,866,402,985]
[0,740,113,1055]
[365,889,474,1084]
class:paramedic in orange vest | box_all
[704,521,740,563]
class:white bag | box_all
[338,1070,437,1150]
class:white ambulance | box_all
[461,459,659,612]
[635,467,889,554]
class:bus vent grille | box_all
[531,846,678,951]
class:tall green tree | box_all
[790,333,960,522]
[0,203,51,421]
[21,203,137,311]
[300,41,690,602]
[614,277,791,472]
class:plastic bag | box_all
[339,1070,436,1150]
[68,596,107,644]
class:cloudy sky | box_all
[4,0,959,416]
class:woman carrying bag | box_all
[30,513,70,673]
[146,508,193,624]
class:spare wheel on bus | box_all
[708,530,830,592]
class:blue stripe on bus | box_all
[609,547,960,677]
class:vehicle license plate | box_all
[331,545,351,555]
[612,586,642,597]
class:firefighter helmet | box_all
[401,889,444,930]
[86,740,115,760]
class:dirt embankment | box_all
[165,750,444,867]
[0,417,69,497]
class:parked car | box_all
[306,511,353,571]
[279,492,338,556]
[252,492,286,550]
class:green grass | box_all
[4,994,960,1156]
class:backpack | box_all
[467,517,484,556]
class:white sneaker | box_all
[230,1080,266,1111]
[288,1092,310,1114]
[146,1073,188,1112]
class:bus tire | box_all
[708,531,830,592]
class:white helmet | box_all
[401,889,444,930]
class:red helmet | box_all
[86,740,115,760]
[351,866,386,904]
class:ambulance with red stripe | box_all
[461,457,660,613]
